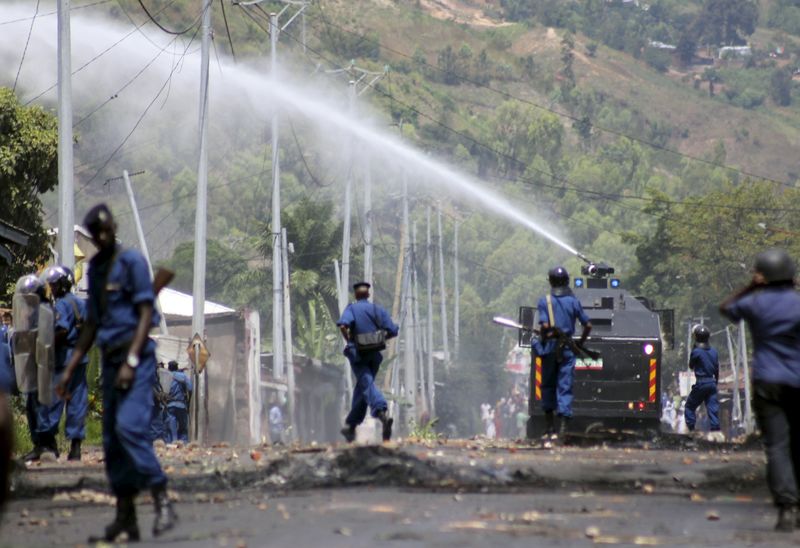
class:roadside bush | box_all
[644,48,671,72]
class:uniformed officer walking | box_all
[534,266,592,438]
[166,360,192,443]
[57,204,176,542]
[337,282,399,442]
[683,325,722,440]
[721,248,800,532]
[36,265,90,461]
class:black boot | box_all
[376,410,393,442]
[152,483,177,537]
[67,439,81,461]
[89,495,140,542]
[558,416,571,438]
[340,425,356,443]
[41,433,59,459]
[543,411,556,438]
[776,506,796,532]
[22,445,44,462]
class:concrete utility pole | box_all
[281,228,296,441]
[401,176,416,427]
[363,155,373,290]
[453,217,460,364]
[338,81,356,314]
[190,0,212,444]
[57,0,74,268]
[725,325,742,427]
[121,170,168,335]
[425,206,435,417]
[437,207,450,367]
[412,222,427,416]
[739,320,753,434]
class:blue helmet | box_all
[16,274,44,296]
[548,266,569,287]
[40,265,70,295]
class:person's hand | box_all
[115,364,135,390]
[55,372,72,399]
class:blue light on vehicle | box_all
[574,278,584,288]
[610,278,621,288]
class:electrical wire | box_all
[287,116,334,187]
[13,0,40,93]
[219,0,237,62]
[306,11,794,190]
[135,0,202,35]
[0,0,113,26]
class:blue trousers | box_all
[37,363,89,440]
[167,406,189,443]
[102,340,167,497]
[344,348,387,427]
[540,352,576,417]
[150,402,168,443]
[685,381,720,431]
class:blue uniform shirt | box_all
[722,286,800,388]
[87,246,161,349]
[0,325,8,344]
[690,346,719,383]
[337,299,399,341]
[535,291,590,356]
[54,293,89,369]
[167,371,192,409]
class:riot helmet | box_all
[548,266,569,287]
[16,274,45,299]
[693,324,710,344]
[754,248,796,283]
[40,265,70,297]
[62,266,75,289]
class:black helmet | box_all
[754,248,796,283]
[693,324,710,344]
[548,266,569,287]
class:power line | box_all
[135,0,201,35]
[306,11,794,190]
[278,25,800,215]
[13,0,40,93]
[219,0,237,62]
[0,0,113,26]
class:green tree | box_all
[0,88,58,298]
[560,32,576,96]
[696,0,758,46]
[160,239,248,303]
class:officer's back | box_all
[690,346,719,383]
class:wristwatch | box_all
[126,354,140,369]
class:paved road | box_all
[1,437,795,547]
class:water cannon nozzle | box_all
[576,252,591,264]
[581,262,616,279]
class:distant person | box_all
[56,204,176,542]
[721,248,800,532]
[269,401,284,445]
[337,281,399,442]
[684,325,722,441]
[0,312,11,344]
[35,265,90,461]
[0,330,11,516]
[534,266,592,438]
[150,362,169,444]
[166,361,192,443]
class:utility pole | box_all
[363,155,373,290]
[269,11,285,384]
[338,81,356,314]
[739,320,753,434]
[453,217,460,365]
[281,228,296,441]
[437,207,450,367]
[401,176,416,427]
[412,222,427,416]
[57,0,74,268]
[425,206,435,417]
[191,0,212,444]
[121,170,168,335]
[725,325,742,428]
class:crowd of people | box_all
[480,388,528,440]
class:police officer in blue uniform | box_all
[57,204,176,542]
[337,281,399,442]
[150,363,170,443]
[534,266,592,437]
[36,265,90,461]
[0,322,12,514]
[721,248,800,532]
[166,361,192,443]
[683,325,721,435]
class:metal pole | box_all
[270,12,284,382]
[192,0,212,444]
[453,217,459,364]
[402,176,416,426]
[437,207,450,367]
[725,325,742,426]
[340,81,355,310]
[281,228,296,442]
[412,222,427,416]
[122,170,168,335]
[334,260,354,405]
[739,320,753,433]
[363,155,373,291]
[425,206,435,417]
[57,0,74,268]
[686,319,693,370]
